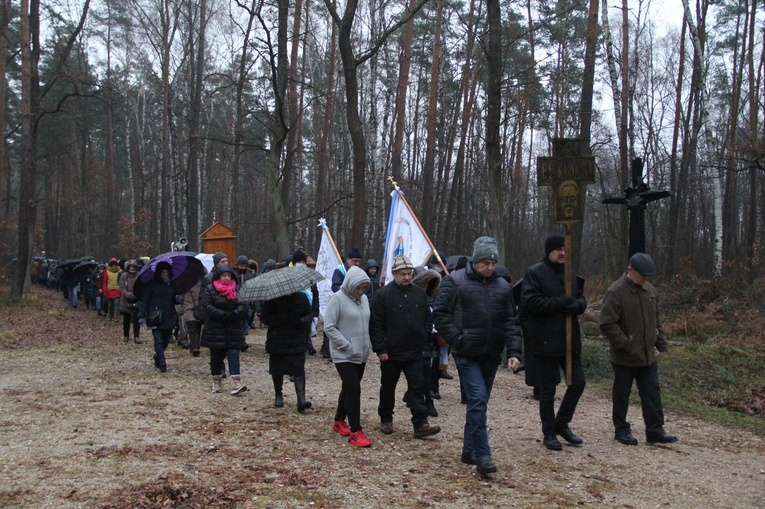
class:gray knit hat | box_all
[472,236,499,263]
[212,251,228,265]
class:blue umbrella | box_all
[133,251,206,298]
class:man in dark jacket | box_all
[370,255,440,439]
[432,236,522,476]
[521,234,587,451]
[600,252,677,446]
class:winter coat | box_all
[324,266,372,364]
[369,280,432,361]
[412,269,442,358]
[261,292,313,356]
[199,264,248,350]
[432,263,522,364]
[138,276,179,331]
[181,279,203,323]
[599,274,668,367]
[118,270,140,314]
[520,257,586,357]
[234,268,256,290]
[100,266,122,299]
[331,262,352,293]
[364,259,381,295]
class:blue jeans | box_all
[210,348,241,376]
[455,355,498,459]
[152,328,173,367]
[68,284,79,308]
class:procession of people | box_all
[33,236,677,476]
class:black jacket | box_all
[369,281,432,361]
[520,257,586,357]
[432,263,522,363]
[199,266,248,350]
[139,277,178,330]
[261,292,313,356]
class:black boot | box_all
[272,374,284,407]
[294,376,312,412]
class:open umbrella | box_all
[133,251,207,298]
[239,264,324,302]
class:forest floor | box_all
[1,286,764,508]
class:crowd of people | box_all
[34,237,677,475]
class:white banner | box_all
[382,189,433,285]
[316,227,342,317]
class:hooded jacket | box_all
[369,275,432,361]
[324,266,372,364]
[138,262,178,330]
[599,274,667,367]
[364,259,381,295]
[199,264,248,350]
[432,263,522,363]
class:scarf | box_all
[214,279,238,300]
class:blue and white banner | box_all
[382,189,433,285]
[315,221,342,317]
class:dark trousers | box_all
[378,358,428,427]
[429,357,441,394]
[535,353,585,435]
[335,362,366,432]
[122,312,140,339]
[186,320,201,351]
[611,361,665,435]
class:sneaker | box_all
[333,420,351,436]
[348,430,371,448]
[133,337,143,344]
[413,423,441,439]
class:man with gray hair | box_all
[433,236,523,475]
[600,252,678,446]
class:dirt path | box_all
[1,289,764,508]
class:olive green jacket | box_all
[599,274,667,367]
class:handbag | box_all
[146,308,163,327]
[126,302,139,313]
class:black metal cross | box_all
[603,158,672,257]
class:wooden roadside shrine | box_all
[200,221,237,261]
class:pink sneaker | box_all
[348,430,371,448]
[333,420,351,436]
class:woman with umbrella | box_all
[199,264,249,394]
[119,260,143,344]
[138,261,179,373]
[259,258,316,412]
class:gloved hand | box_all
[138,318,146,326]
[175,295,183,304]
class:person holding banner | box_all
[370,255,441,439]
[520,235,587,451]
[432,236,522,476]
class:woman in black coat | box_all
[138,261,179,373]
[199,264,249,395]
[260,290,314,411]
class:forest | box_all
[1,0,763,298]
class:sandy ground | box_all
[1,291,764,508]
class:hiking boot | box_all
[349,430,371,448]
[191,348,200,356]
[475,456,497,475]
[230,375,248,395]
[159,364,167,373]
[123,336,130,343]
[274,393,284,407]
[212,376,222,393]
[333,420,351,437]
[556,425,583,446]
[133,337,143,344]
[543,434,563,451]
[380,422,394,435]
[413,423,441,439]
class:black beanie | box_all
[347,247,362,260]
[292,250,307,264]
[545,235,565,255]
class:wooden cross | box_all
[536,138,595,385]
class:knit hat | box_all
[629,252,657,276]
[347,247,363,260]
[292,250,307,264]
[545,234,565,256]
[236,255,249,266]
[263,259,278,272]
[392,254,414,272]
[212,251,228,265]
[109,257,119,266]
[472,236,499,263]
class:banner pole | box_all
[317,219,343,266]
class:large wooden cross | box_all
[536,138,595,385]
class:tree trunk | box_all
[667,19,687,276]
[485,0,504,253]
[390,0,417,183]
[187,0,206,251]
[0,0,8,219]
